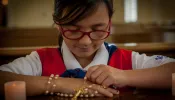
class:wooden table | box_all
[0,89,174,100]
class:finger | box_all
[85,66,99,80]
[85,88,104,97]
[94,92,104,97]
[88,84,113,97]
[88,86,105,97]
[90,67,105,83]
[106,88,120,95]
[102,76,114,87]
[83,84,104,97]
[96,71,108,85]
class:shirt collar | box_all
[61,41,109,70]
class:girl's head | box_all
[53,0,114,59]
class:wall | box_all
[7,0,175,27]
[8,0,124,27]
[137,0,155,23]
[112,0,124,23]
[137,0,175,23]
[159,0,175,22]
[8,0,54,28]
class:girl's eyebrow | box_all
[62,22,108,30]
[91,23,108,28]
[62,24,80,29]
[73,23,108,28]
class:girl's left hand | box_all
[85,64,127,88]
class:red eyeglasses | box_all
[55,20,111,40]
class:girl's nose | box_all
[78,34,92,45]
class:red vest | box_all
[36,48,132,76]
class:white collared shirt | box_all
[0,43,175,76]
[61,41,109,71]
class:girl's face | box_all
[57,3,110,59]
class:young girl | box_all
[0,0,175,98]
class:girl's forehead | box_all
[74,5,109,26]
[71,20,109,29]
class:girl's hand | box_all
[85,64,127,88]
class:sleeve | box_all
[0,51,42,76]
[132,51,175,69]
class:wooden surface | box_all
[0,28,59,47]
[0,46,57,56]
[117,42,175,52]
[0,25,173,47]
[0,43,174,56]
[0,89,174,100]
[0,42,175,65]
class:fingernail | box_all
[114,90,118,94]
[116,90,120,95]
[110,93,113,97]
[88,85,92,88]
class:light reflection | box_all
[124,43,137,47]
[2,0,8,5]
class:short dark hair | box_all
[53,0,114,47]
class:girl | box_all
[0,0,175,98]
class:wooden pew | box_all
[111,23,164,43]
[0,23,169,48]
[0,28,58,47]
[0,24,174,65]
[0,43,175,65]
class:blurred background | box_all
[0,0,175,64]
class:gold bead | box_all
[94,91,98,94]
[50,92,54,95]
[53,84,56,87]
[50,74,54,78]
[80,94,84,97]
[55,75,59,77]
[88,85,92,88]
[84,88,88,91]
[101,85,107,89]
[55,77,58,79]
[90,94,95,97]
[69,94,73,97]
[60,93,64,96]
[85,94,89,97]
[45,90,49,94]
[49,77,52,80]
[64,94,68,97]
[57,93,60,96]
[48,81,51,84]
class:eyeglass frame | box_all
[54,20,111,40]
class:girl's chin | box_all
[74,52,94,58]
